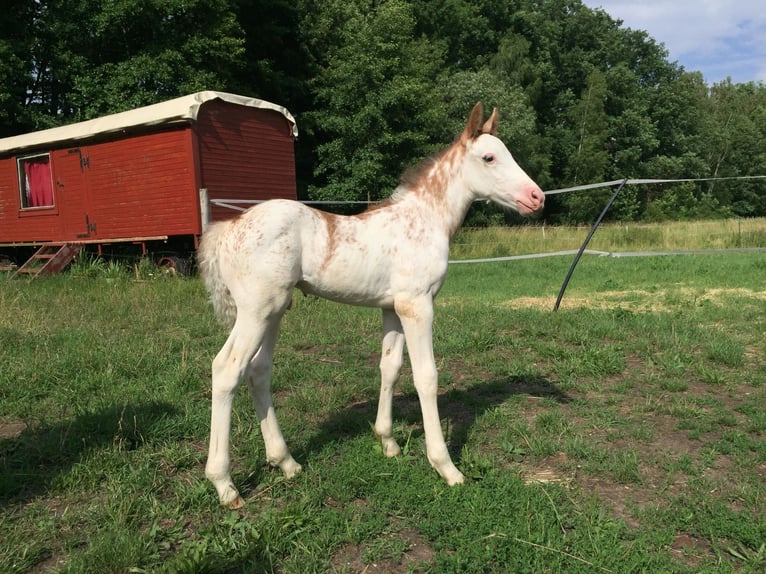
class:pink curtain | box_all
[24,158,54,207]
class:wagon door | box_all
[51,147,97,240]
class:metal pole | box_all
[553,178,628,311]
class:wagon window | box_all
[18,154,54,209]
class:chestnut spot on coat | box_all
[394,299,417,319]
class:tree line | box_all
[1,0,764,223]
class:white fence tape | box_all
[209,199,373,211]
[210,174,766,212]
[543,175,766,196]
[448,246,766,264]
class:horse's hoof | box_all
[215,482,244,508]
[443,466,465,486]
[381,438,402,458]
[280,457,302,478]
[448,472,465,486]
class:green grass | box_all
[451,216,766,259]
[1,244,764,572]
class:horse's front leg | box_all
[374,308,405,457]
[395,296,465,486]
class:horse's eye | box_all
[482,153,495,164]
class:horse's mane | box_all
[361,146,454,214]
[398,146,451,192]
[357,135,471,216]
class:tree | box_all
[566,69,609,185]
[702,80,766,216]
[303,0,447,203]
[233,0,309,110]
[556,69,611,222]
[69,0,246,118]
[411,0,514,68]
[0,0,32,135]
[3,0,763,222]
[4,0,245,129]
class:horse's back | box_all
[228,198,309,249]
[215,200,320,291]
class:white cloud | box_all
[582,0,766,84]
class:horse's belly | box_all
[297,259,396,307]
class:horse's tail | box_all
[197,220,237,327]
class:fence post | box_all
[199,188,210,232]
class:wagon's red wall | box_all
[0,129,201,243]
[196,100,296,222]
[0,98,297,244]
[0,155,60,242]
[85,128,200,240]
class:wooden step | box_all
[10,243,83,279]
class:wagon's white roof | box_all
[0,91,297,155]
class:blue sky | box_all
[582,0,766,85]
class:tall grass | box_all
[451,217,766,259]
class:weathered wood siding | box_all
[85,129,200,240]
[197,100,297,222]
[0,97,296,244]
[0,129,199,243]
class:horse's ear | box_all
[482,107,499,136]
[461,102,485,143]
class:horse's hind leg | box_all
[374,309,405,457]
[206,322,260,508]
[245,319,301,478]
[206,297,290,508]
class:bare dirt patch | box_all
[669,532,715,568]
[331,527,435,573]
[0,419,26,439]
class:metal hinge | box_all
[68,148,90,171]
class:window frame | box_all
[17,152,56,211]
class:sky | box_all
[581,0,766,85]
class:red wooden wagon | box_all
[0,91,297,276]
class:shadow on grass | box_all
[0,402,177,505]
[298,374,571,464]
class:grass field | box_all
[451,217,766,259]
[1,221,764,573]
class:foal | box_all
[198,103,544,507]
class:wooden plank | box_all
[197,101,296,217]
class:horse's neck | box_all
[398,166,475,238]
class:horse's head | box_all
[460,102,545,216]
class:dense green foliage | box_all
[1,0,764,222]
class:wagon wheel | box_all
[0,254,17,272]
[155,255,189,275]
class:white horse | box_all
[198,103,545,507]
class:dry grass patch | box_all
[503,287,766,312]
